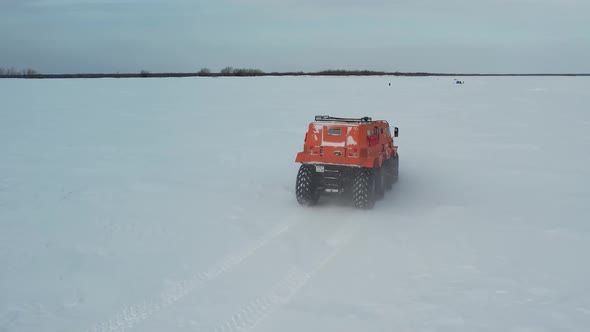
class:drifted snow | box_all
[312,124,322,141]
[1,76,590,332]
[346,133,358,146]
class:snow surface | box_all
[1,76,590,332]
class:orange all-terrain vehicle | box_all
[295,115,399,209]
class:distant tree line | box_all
[1,66,587,79]
[0,67,40,77]
[194,67,433,77]
[219,67,265,76]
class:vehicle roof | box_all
[311,120,387,126]
[312,121,360,126]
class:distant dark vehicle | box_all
[455,80,464,84]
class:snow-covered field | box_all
[1,76,590,332]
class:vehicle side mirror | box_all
[394,127,398,137]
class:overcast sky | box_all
[1,0,589,73]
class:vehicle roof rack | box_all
[314,115,372,123]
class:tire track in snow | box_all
[212,220,360,332]
[85,216,297,332]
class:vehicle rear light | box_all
[347,147,358,157]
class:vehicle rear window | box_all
[327,128,342,136]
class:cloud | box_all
[0,0,154,12]
[27,0,139,5]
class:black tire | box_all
[296,164,320,206]
[384,159,394,191]
[392,154,399,183]
[352,168,375,209]
[375,166,384,200]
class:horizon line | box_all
[1,70,590,79]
